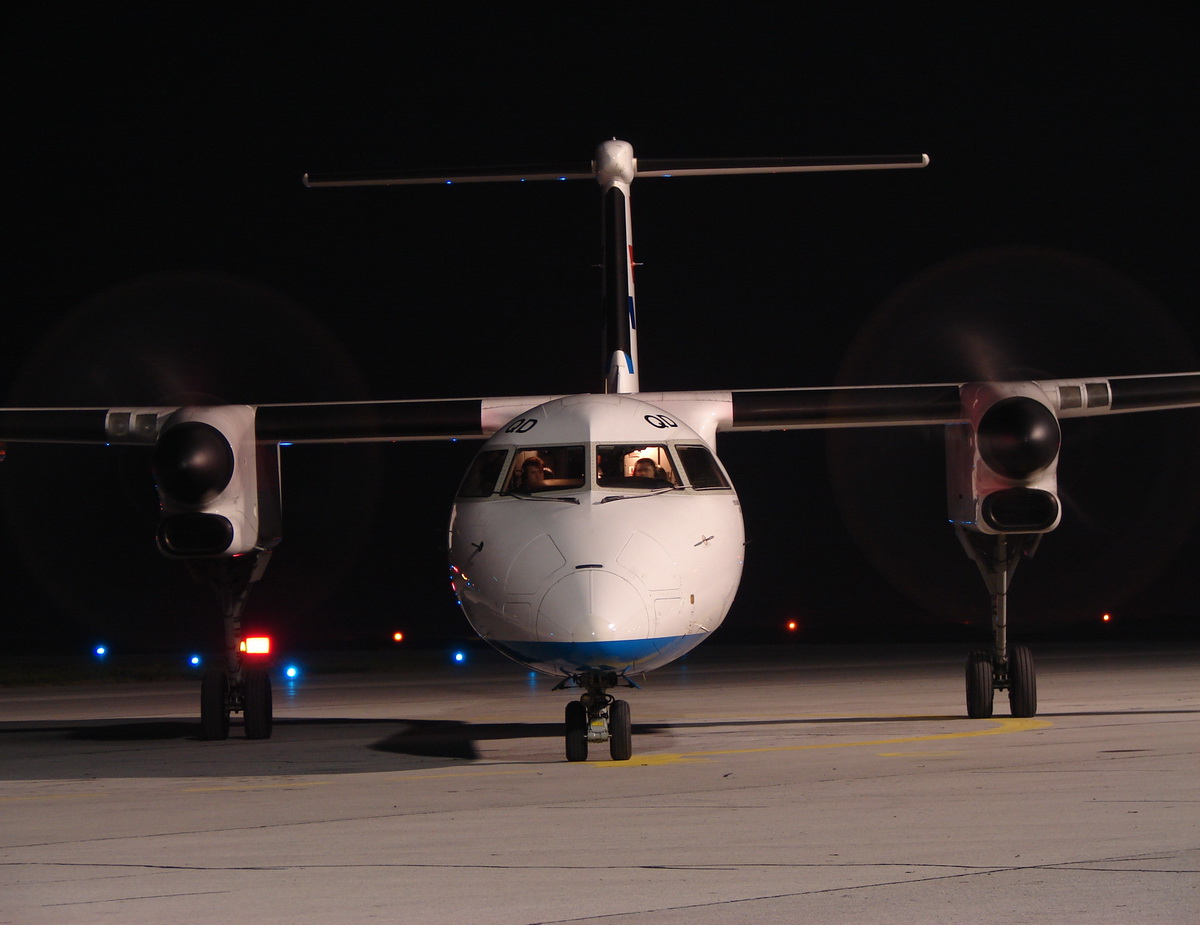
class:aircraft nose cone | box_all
[537,570,650,643]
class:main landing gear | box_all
[194,550,276,740]
[554,670,635,761]
[200,664,273,740]
[957,530,1039,719]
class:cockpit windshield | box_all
[505,446,586,493]
[458,441,730,500]
[674,445,731,490]
[456,448,508,498]
[596,445,678,490]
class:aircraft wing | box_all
[624,372,1194,445]
[2,372,1199,447]
[0,396,563,446]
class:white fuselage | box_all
[448,395,745,677]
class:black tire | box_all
[966,650,994,719]
[565,700,588,762]
[1008,645,1037,717]
[609,699,632,761]
[243,668,273,740]
[200,669,230,740]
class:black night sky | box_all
[4,7,1198,656]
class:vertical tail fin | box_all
[596,140,639,394]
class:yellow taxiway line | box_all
[588,715,1052,767]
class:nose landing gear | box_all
[556,669,634,761]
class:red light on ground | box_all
[393,631,405,643]
[1102,613,1112,623]
[240,635,272,655]
[786,620,798,632]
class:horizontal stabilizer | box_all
[303,164,594,187]
[304,153,929,187]
[634,153,929,177]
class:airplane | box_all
[2,139,1198,760]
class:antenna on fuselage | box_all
[303,143,929,395]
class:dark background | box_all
[4,6,1197,657]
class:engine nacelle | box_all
[947,382,1062,535]
[152,405,281,557]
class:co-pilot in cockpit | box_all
[596,444,676,489]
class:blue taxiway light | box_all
[189,655,202,666]
[453,651,466,663]
[93,646,107,658]
[285,665,299,679]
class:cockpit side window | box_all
[596,444,678,489]
[505,446,586,493]
[675,445,731,490]
[456,449,509,498]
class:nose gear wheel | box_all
[558,669,635,761]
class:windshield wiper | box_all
[597,487,678,504]
[503,491,581,505]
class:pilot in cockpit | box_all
[633,458,657,479]
[632,457,671,483]
[521,456,547,490]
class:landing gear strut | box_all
[957,529,1039,719]
[194,549,276,740]
[555,669,635,761]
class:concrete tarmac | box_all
[1,643,1197,924]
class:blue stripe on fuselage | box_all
[485,633,709,677]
